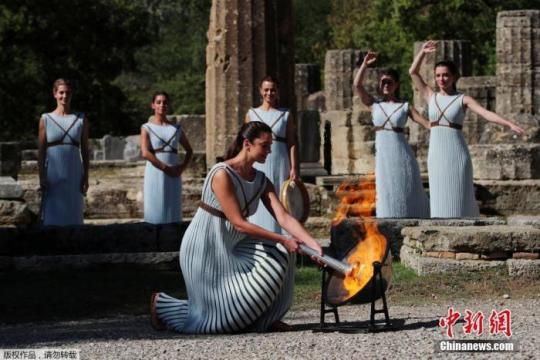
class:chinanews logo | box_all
[435,307,518,353]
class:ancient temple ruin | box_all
[0,7,538,276]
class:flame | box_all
[331,175,387,300]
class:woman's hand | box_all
[362,51,377,66]
[422,40,437,54]
[289,168,298,182]
[509,123,525,135]
[280,235,299,253]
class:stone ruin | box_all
[0,8,538,276]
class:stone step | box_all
[402,225,540,254]
[401,224,540,276]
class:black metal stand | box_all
[319,267,340,328]
[314,261,394,333]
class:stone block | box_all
[456,252,480,260]
[507,259,540,277]
[401,245,505,275]
[424,251,456,259]
[470,144,540,180]
[512,252,539,260]
[0,177,23,199]
[0,142,21,179]
[4,252,179,271]
[123,135,142,161]
[401,225,540,253]
[507,215,540,228]
[476,179,540,215]
[101,135,126,160]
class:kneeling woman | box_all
[151,121,322,333]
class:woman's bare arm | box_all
[464,96,525,135]
[260,182,322,255]
[352,51,377,107]
[286,113,299,181]
[211,170,299,253]
[408,106,431,129]
[409,41,436,102]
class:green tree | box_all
[326,0,536,99]
[115,0,211,124]
[0,0,151,140]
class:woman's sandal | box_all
[150,293,166,331]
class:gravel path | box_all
[1,299,537,359]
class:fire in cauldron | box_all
[312,175,393,331]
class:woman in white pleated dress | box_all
[244,76,298,233]
[140,91,193,224]
[150,121,322,334]
[38,79,89,225]
[353,51,430,218]
[410,41,525,218]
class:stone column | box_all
[411,40,472,172]
[324,50,361,111]
[496,10,540,116]
[295,64,326,176]
[205,0,295,167]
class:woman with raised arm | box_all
[353,52,430,218]
[140,91,193,224]
[38,79,89,225]
[409,41,525,218]
[244,76,298,233]
[150,121,322,334]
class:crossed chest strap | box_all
[45,114,81,148]
[199,165,267,220]
[249,108,288,142]
[373,102,405,133]
[430,94,463,130]
[145,124,179,153]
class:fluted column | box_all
[205,0,295,167]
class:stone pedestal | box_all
[101,135,126,160]
[205,0,295,167]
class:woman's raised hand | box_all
[509,123,525,135]
[422,40,437,54]
[363,51,377,66]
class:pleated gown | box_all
[372,102,429,218]
[247,108,290,233]
[42,112,84,225]
[427,93,479,218]
[154,163,296,333]
[142,122,182,224]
